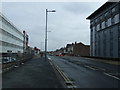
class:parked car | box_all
[55,54,59,56]
[55,54,64,56]
[2,57,9,64]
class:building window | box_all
[107,18,112,26]
[98,34,100,56]
[108,11,111,16]
[105,12,108,17]
[97,24,100,31]
[111,16,115,24]
[91,26,95,43]
[112,7,115,12]
[102,21,105,29]
[91,29,93,42]
[110,29,113,57]
[91,21,94,25]
[114,14,119,24]
[100,15,102,20]
[105,20,108,27]
[103,31,106,56]
[95,19,98,23]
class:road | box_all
[48,55,120,88]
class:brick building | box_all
[66,42,90,56]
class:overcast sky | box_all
[2,2,106,51]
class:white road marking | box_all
[14,66,19,68]
[104,73,120,80]
[85,65,97,70]
[48,58,51,60]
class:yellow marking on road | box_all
[49,59,78,90]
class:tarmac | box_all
[2,56,65,89]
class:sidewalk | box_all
[2,56,64,88]
[83,57,120,65]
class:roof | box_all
[77,42,85,45]
[86,2,116,19]
[66,44,72,48]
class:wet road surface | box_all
[48,56,120,88]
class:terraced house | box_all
[87,2,120,58]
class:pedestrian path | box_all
[2,57,64,88]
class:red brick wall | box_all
[73,43,90,56]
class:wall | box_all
[89,2,120,58]
[0,13,23,53]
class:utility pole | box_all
[45,9,56,60]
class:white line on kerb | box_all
[104,73,120,80]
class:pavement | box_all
[63,56,120,65]
[82,57,120,65]
[2,56,65,89]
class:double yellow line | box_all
[49,59,78,90]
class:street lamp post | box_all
[45,9,56,60]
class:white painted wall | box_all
[0,14,23,53]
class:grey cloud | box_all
[62,2,103,15]
[2,2,104,51]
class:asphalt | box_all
[2,56,64,89]
[48,56,120,88]
[60,56,120,74]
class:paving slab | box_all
[2,57,64,88]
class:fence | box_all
[2,53,34,72]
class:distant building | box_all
[34,47,40,55]
[66,44,73,55]
[55,48,66,55]
[0,13,23,55]
[87,2,120,58]
[27,46,34,55]
[73,42,90,56]
[66,42,90,56]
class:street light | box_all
[45,9,56,60]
